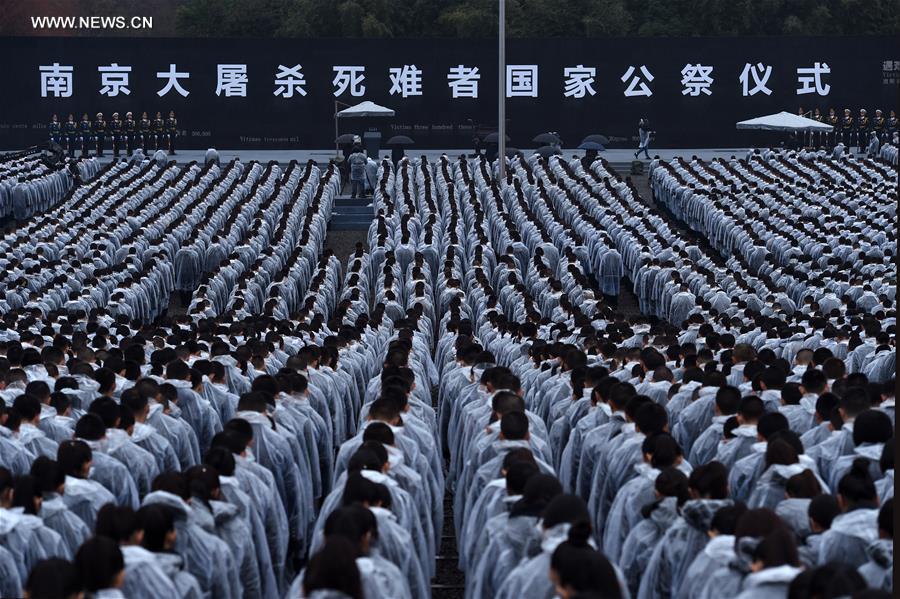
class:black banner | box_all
[0,36,897,150]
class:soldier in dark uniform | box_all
[827,108,840,148]
[152,111,164,151]
[872,109,886,144]
[165,110,178,155]
[841,108,854,147]
[124,112,136,156]
[79,113,92,158]
[48,114,61,146]
[92,112,107,157]
[109,112,122,158]
[811,108,824,148]
[857,109,870,154]
[889,109,898,142]
[63,114,77,157]
[139,111,151,153]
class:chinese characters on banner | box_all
[38,62,836,99]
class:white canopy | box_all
[736,111,832,132]
[336,101,395,118]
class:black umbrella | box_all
[505,147,523,158]
[484,132,511,143]
[534,145,562,158]
[581,134,610,146]
[335,133,356,144]
[387,135,415,146]
[532,132,561,145]
[577,141,606,151]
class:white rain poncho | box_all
[141,490,241,599]
[61,474,116,530]
[39,492,90,557]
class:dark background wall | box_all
[0,36,897,150]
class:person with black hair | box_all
[497,493,621,599]
[469,473,562,598]
[460,449,537,572]
[141,472,240,599]
[135,380,202,470]
[591,400,669,536]
[799,392,840,449]
[24,557,82,599]
[313,445,431,597]
[620,467,690,596]
[164,360,222,452]
[826,409,893,491]
[787,562,867,599]
[294,504,412,599]
[574,381,634,501]
[603,433,685,561]
[817,458,881,568]
[856,498,892,591]
[811,387,872,483]
[1,471,69,576]
[234,391,314,557]
[774,469,824,541]
[748,432,827,510]
[95,503,183,599]
[550,521,623,599]
[735,525,802,599]
[185,464,267,599]
[557,375,617,491]
[55,440,115,530]
[74,536,126,596]
[30,456,91,557]
[715,395,767,469]
[688,384,742,466]
[639,461,732,598]
[679,502,748,599]
[72,413,139,509]
[14,393,59,459]
[120,388,181,475]
[728,411,791,502]
[302,537,363,599]
[88,396,160,497]
[135,504,203,599]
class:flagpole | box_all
[498,0,506,180]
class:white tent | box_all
[336,101,395,118]
[736,111,832,131]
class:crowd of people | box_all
[0,142,893,599]
[49,111,180,159]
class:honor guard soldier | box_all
[63,114,78,157]
[811,108,824,147]
[889,110,898,141]
[152,111,164,151]
[48,114,61,146]
[165,110,178,155]
[92,112,107,157]
[139,111,152,152]
[79,113,92,158]
[841,108,854,147]
[857,108,870,153]
[872,109,886,143]
[827,108,840,148]
[124,112,136,156]
[109,112,122,158]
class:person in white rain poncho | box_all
[0,148,893,598]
